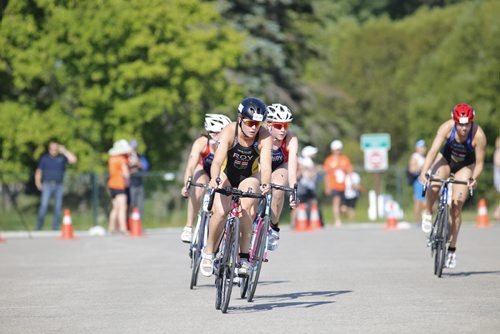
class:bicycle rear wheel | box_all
[190,212,207,289]
[247,216,269,302]
[239,276,249,299]
[221,218,239,313]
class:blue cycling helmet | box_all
[237,97,268,122]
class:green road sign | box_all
[360,133,391,150]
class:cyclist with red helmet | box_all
[265,103,299,250]
[200,97,273,277]
[419,103,487,268]
[180,114,232,243]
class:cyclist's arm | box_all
[182,137,204,185]
[470,125,487,187]
[209,123,234,188]
[419,120,452,183]
[286,133,299,187]
[259,127,273,192]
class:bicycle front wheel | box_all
[221,218,239,313]
[190,212,207,290]
[434,208,448,277]
[247,216,269,302]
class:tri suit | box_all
[222,125,260,187]
[440,123,476,173]
[199,137,214,178]
[271,136,289,171]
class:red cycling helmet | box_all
[451,103,475,124]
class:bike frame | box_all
[423,176,471,277]
[209,186,263,313]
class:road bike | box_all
[208,186,263,313]
[422,175,472,278]
[185,177,210,290]
[240,183,297,302]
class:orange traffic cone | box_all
[0,232,6,243]
[476,198,490,228]
[129,208,143,237]
[385,201,398,230]
[309,202,322,230]
[294,203,309,232]
[60,209,74,240]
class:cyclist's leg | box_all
[449,165,473,249]
[238,175,261,269]
[206,177,231,252]
[422,155,450,231]
[185,167,207,228]
[200,175,231,276]
[270,165,288,227]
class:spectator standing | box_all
[296,145,323,226]
[107,139,132,234]
[494,136,500,221]
[343,171,362,221]
[323,140,352,227]
[128,139,150,219]
[408,139,427,224]
[35,141,77,230]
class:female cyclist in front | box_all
[200,97,273,277]
[265,103,299,250]
[180,114,232,243]
[419,103,486,269]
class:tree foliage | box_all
[0,0,498,177]
[0,0,244,173]
[303,0,499,163]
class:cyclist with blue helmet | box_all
[200,97,273,277]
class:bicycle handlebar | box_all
[270,183,298,208]
[422,176,474,197]
[206,187,265,211]
[185,176,208,191]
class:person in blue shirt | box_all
[128,139,150,220]
[35,141,77,230]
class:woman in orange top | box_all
[323,140,352,227]
[107,140,132,234]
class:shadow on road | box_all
[193,280,289,289]
[231,289,352,313]
[443,270,500,277]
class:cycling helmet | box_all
[204,113,231,132]
[267,103,293,123]
[237,97,268,122]
[451,103,475,124]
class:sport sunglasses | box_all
[269,122,289,130]
[242,118,262,128]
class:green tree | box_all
[0,0,244,174]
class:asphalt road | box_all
[1,224,499,334]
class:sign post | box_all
[360,133,391,220]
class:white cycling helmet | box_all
[266,103,293,123]
[204,113,231,132]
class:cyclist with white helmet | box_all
[419,103,486,268]
[200,97,272,277]
[265,103,299,250]
[180,113,231,242]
